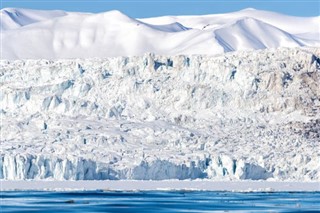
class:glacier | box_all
[1,47,319,180]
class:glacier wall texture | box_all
[1,47,319,180]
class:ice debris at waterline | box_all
[1,47,320,180]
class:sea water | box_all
[1,191,319,212]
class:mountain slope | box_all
[0,8,67,31]
[140,8,319,35]
[214,18,304,51]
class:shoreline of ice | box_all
[1,180,319,192]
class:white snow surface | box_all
[1,8,319,60]
[0,8,68,31]
[1,47,320,181]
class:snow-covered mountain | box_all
[1,47,319,180]
[1,8,319,59]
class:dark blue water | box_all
[1,191,319,213]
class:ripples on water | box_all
[1,191,319,212]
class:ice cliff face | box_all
[1,47,319,180]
